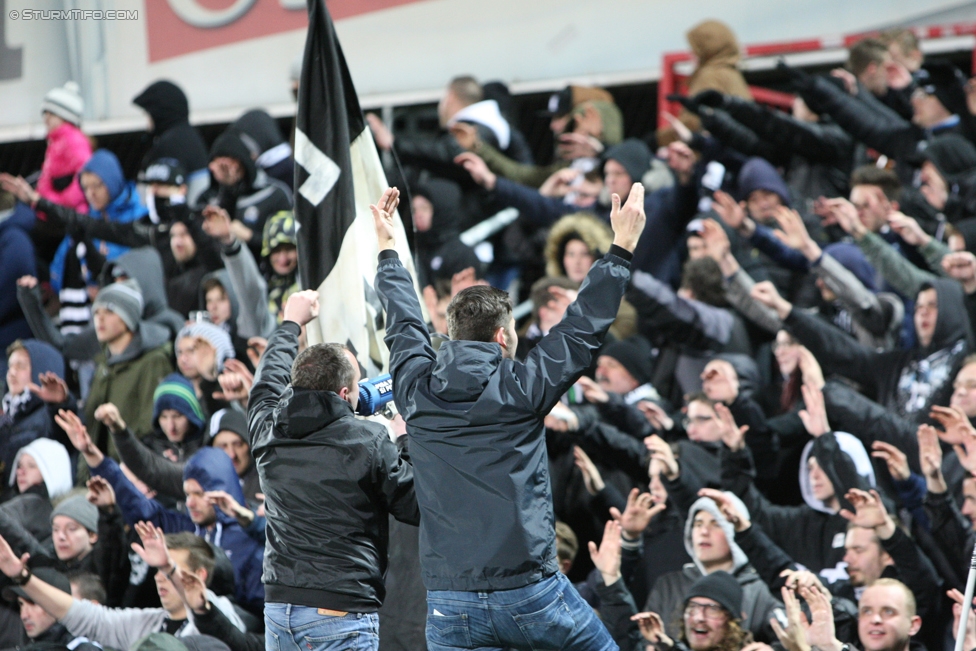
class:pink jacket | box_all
[37,123,92,215]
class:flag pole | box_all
[955,547,976,651]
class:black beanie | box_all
[685,570,742,620]
[917,60,968,118]
[923,134,976,182]
[207,408,248,445]
[602,139,652,184]
[600,336,654,386]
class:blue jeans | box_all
[425,572,618,650]
[265,603,380,651]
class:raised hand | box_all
[544,402,579,433]
[917,424,946,492]
[798,383,830,437]
[93,403,126,434]
[772,206,821,261]
[282,290,320,327]
[887,212,931,248]
[712,191,751,233]
[28,372,69,404]
[131,521,173,571]
[818,197,864,238]
[839,489,893,537]
[929,405,976,445]
[770,586,810,651]
[454,152,496,190]
[701,361,739,404]
[246,337,267,368]
[661,112,694,144]
[16,275,38,290]
[214,358,254,404]
[206,490,254,527]
[870,441,911,481]
[750,281,793,320]
[574,376,609,405]
[610,488,665,540]
[942,252,976,292]
[631,611,673,645]
[369,187,400,251]
[947,588,976,651]
[666,141,696,185]
[0,173,40,205]
[365,113,394,151]
[644,435,680,480]
[796,347,825,390]
[715,402,749,452]
[698,487,751,532]
[201,205,235,245]
[587,519,622,586]
[538,168,581,199]
[0,532,28,579]
[780,569,830,598]
[56,409,103,464]
[610,182,646,253]
[799,586,842,651]
[558,132,603,160]
[954,436,976,476]
[637,401,674,431]
[179,565,211,614]
[449,122,479,151]
[573,446,605,496]
[86,476,116,510]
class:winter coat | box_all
[83,328,173,461]
[784,277,972,422]
[232,109,294,188]
[722,432,876,583]
[248,321,418,612]
[0,621,103,651]
[376,245,630,591]
[89,449,265,614]
[0,205,36,349]
[644,494,781,642]
[37,122,91,215]
[133,81,210,202]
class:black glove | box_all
[693,90,727,109]
[667,93,700,114]
[777,60,814,93]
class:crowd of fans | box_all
[0,16,975,651]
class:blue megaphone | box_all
[356,374,394,416]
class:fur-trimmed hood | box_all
[544,212,613,278]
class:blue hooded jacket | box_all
[0,204,37,349]
[50,150,147,292]
[90,447,265,613]
[736,157,792,207]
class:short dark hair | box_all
[448,76,483,106]
[67,571,106,604]
[681,257,727,307]
[201,277,226,298]
[850,165,902,202]
[291,343,355,394]
[447,285,513,342]
[166,532,216,585]
[848,38,888,76]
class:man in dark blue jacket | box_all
[373,183,646,650]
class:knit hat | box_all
[92,279,144,333]
[3,567,70,603]
[9,438,73,499]
[208,408,248,445]
[41,81,84,126]
[153,374,205,432]
[923,134,976,183]
[685,570,743,620]
[916,60,968,117]
[176,322,235,373]
[823,243,877,292]
[261,210,298,258]
[736,157,792,207]
[600,336,654,386]
[429,237,486,284]
[603,139,653,185]
[51,494,99,533]
[138,157,187,186]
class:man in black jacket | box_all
[373,182,645,650]
[248,290,419,650]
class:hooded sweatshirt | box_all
[88,448,265,614]
[9,437,73,499]
[231,109,293,188]
[0,204,36,349]
[643,492,781,642]
[722,431,876,584]
[785,277,972,421]
[133,81,209,202]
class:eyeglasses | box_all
[682,415,715,429]
[685,601,728,620]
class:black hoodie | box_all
[412,178,463,287]
[132,81,209,180]
[232,109,294,188]
[785,277,972,422]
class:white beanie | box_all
[42,82,84,126]
[10,439,73,499]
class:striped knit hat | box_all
[153,373,205,432]
[42,81,84,126]
[176,322,235,374]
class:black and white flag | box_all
[294,0,420,375]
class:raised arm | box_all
[520,183,644,411]
[373,188,438,409]
[248,291,317,450]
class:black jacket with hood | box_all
[231,109,294,188]
[133,81,209,196]
[248,321,419,613]
[376,244,631,591]
[722,431,876,584]
[784,278,972,422]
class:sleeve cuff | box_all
[279,321,302,335]
[608,244,633,262]
[378,249,400,261]
[222,240,242,256]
